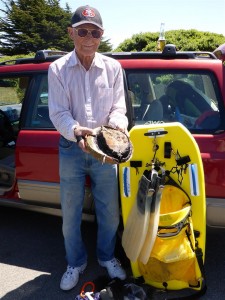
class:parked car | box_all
[0,46,225,226]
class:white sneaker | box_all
[60,262,87,291]
[98,258,126,280]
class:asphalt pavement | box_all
[0,206,225,299]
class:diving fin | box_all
[138,170,165,264]
[122,171,154,262]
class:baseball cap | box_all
[71,5,104,30]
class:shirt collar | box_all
[68,50,104,70]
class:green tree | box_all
[0,0,112,55]
[115,29,225,52]
[98,37,112,52]
[0,0,73,55]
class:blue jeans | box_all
[59,136,119,267]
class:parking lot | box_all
[1,206,225,299]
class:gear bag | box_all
[138,176,204,287]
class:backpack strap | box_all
[164,171,192,205]
[165,171,206,287]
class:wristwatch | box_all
[74,126,84,143]
[75,135,83,143]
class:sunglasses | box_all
[74,28,102,39]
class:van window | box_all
[126,70,221,132]
[0,76,28,123]
[25,74,54,129]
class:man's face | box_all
[68,24,103,58]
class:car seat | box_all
[166,80,213,115]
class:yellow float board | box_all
[119,122,206,291]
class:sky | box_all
[0,0,224,48]
[60,0,225,48]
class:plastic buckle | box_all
[80,281,95,299]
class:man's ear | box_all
[68,27,74,39]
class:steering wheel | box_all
[0,109,16,146]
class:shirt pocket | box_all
[97,87,114,113]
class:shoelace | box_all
[111,258,121,268]
[66,266,75,276]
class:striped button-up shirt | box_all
[48,50,128,141]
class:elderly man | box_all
[48,5,128,291]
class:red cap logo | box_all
[82,8,95,18]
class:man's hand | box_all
[116,125,129,137]
[74,126,94,152]
[74,126,94,137]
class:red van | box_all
[0,47,225,227]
